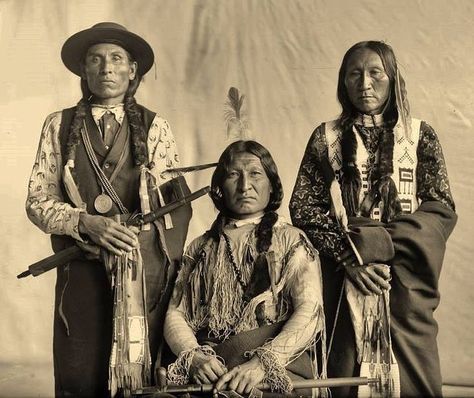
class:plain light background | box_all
[0,1,473,396]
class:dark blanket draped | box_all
[324,201,457,397]
[388,201,457,397]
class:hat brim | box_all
[61,26,154,76]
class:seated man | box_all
[163,140,326,397]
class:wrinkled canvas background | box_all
[0,0,473,396]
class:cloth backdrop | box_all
[0,0,473,396]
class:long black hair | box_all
[208,140,283,253]
[336,40,409,131]
[335,41,408,221]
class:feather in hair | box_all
[224,87,252,140]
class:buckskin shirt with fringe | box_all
[164,216,327,394]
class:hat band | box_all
[89,38,134,59]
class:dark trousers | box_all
[53,227,169,398]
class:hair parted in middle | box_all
[336,40,410,132]
[210,140,283,214]
[335,41,409,222]
[207,140,283,255]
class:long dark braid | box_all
[340,124,361,216]
[245,211,279,303]
[255,211,279,253]
[370,111,401,222]
[65,97,90,162]
[124,94,148,166]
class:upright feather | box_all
[225,87,252,140]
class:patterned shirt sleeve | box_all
[289,126,348,258]
[416,122,455,211]
[25,112,85,240]
[147,115,181,183]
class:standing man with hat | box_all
[26,22,191,397]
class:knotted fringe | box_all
[340,127,361,216]
[167,345,225,385]
[108,247,151,397]
[249,348,293,393]
[312,305,329,398]
[357,291,400,398]
[185,236,251,340]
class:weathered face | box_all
[82,43,137,105]
[222,152,272,220]
[344,48,390,115]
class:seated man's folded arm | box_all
[164,281,200,355]
[164,243,202,355]
[256,243,324,367]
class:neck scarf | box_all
[91,103,125,126]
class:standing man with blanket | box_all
[290,41,457,397]
[26,22,191,397]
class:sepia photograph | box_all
[0,1,473,397]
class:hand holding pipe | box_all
[133,376,378,396]
[17,186,211,279]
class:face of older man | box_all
[222,152,272,220]
[82,43,137,105]
[344,48,390,115]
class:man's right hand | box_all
[78,213,138,256]
[189,351,227,384]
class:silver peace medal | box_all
[94,194,113,214]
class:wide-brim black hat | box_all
[61,22,154,76]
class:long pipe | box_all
[134,376,378,395]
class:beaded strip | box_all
[222,233,247,290]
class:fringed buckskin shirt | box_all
[26,105,180,239]
[164,216,326,390]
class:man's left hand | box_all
[214,356,265,395]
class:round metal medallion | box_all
[94,194,113,214]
